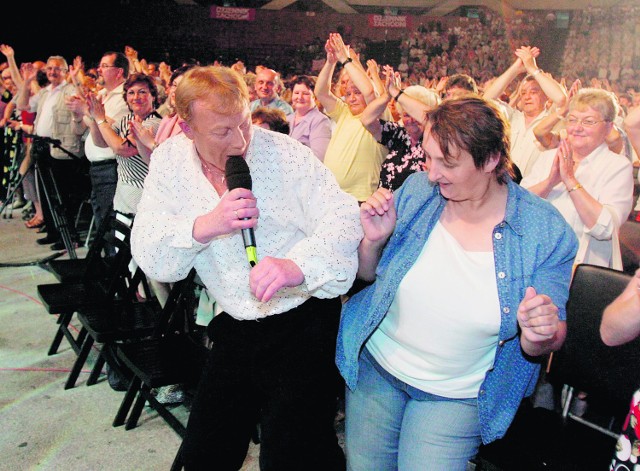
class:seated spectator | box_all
[286,75,332,161]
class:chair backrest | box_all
[549,264,640,412]
[153,267,199,340]
[93,213,137,300]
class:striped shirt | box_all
[115,111,162,188]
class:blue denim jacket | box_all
[336,173,578,443]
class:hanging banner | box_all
[210,6,256,21]
[368,15,411,29]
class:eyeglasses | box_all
[565,117,609,128]
[98,64,119,69]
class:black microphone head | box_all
[225,155,252,191]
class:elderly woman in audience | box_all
[286,75,331,161]
[316,33,389,202]
[522,88,634,270]
[361,65,440,191]
[533,79,631,160]
[337,96,577,470]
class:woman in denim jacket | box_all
[337,97,578,470]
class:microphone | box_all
[225,156,258,267]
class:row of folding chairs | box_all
[36,210,208,459]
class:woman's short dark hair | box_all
[251,107,290,135]
[426,97,514,184]
[169,64,197,87]
[123,73,159,108]
[445,74,478,94]
[290,75,316,91]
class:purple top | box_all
[287,106,332,161]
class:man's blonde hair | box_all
[176,66,249,123]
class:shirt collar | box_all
[501,178,524,236]
[48,80,68,93]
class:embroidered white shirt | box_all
[131,127,362,320]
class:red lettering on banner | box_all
[368,15,411,29]
[210,6,256,21]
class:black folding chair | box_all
[36,214,135,357]
[46,209,129,283]
[63,265,159,390]
[113,268,208,437]
[549,263,640,438]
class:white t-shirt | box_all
[367,221,501,398]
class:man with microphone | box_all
[131,66,362,470]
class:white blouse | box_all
[522,142,634,268]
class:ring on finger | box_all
[234,210,240,219]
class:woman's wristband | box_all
[96,119,107,126]
[530,68,543,78]
[341,57,353,66]
[394,89,405,101]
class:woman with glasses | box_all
[522,88,634,269]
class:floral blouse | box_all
[378,120,426,192]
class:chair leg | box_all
[113,376,141,427]
[62,319,87,356]
[64,330,93,390]
[561,384,574,422]
[48,312,73,355]
[170,442,184,471]
[87,349,106,386]
[125,385,149,431]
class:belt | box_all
[90,159,117,167]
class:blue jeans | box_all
[345,349,481,471]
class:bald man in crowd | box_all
[249,67,293,115]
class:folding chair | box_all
[548,263,640,438]
[36,214,135,357]
[63,265,159,390]
[46,209,128,283]
[113,268,208,437]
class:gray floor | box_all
[0,205,260,470]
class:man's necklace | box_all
[199,157,226,184]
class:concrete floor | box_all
[0,205,261,470]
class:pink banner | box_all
[210,6,256,21]
[368,14,412,29]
